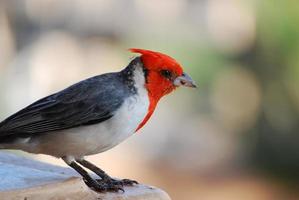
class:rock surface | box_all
[0,152,171,200]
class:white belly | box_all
[19,93,149,158]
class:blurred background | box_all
[0,0,298,199]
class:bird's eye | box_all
[160,70,172,79]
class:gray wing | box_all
[0,73,129,138]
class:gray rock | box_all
[0,152,171,200]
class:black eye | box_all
[160,70,172,79]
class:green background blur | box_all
[0,1,298,199]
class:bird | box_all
[0,48,196,192]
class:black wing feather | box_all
[0,72,130,137]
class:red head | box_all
[130,48,196,131]
[130,48,196,100]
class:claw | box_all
[83,178,124,193]
[109,178,138,186]
[120,179,138,186]
[92,178,138,192]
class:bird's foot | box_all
[92,178,138,192]
[83,178,125,192]
[109,178,138,186]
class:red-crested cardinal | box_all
[0,49,196,192]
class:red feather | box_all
[130,48,183,132]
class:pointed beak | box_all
[173,72,197,88]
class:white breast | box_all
[21,66,149,158]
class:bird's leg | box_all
[76,159,111,180]
[62,157,123,192]
[76,158,138,186]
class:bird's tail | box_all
[0,140,15,150]
[0,132,10,149]
[0,137,6,149]
[0,140,7,149]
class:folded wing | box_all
[0,73,127,138]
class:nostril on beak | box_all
[173,72,197,88]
